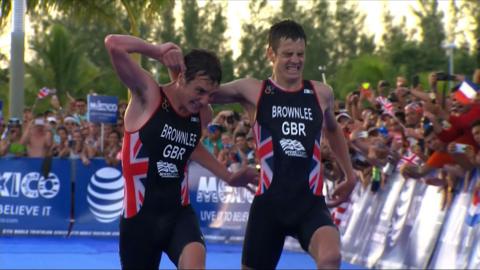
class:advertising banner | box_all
[187,162,253,243]
[87,95,118,124]
[70,159,123,236]
[0,158,71,235]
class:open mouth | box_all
[286,64,301,72]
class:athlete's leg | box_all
[296,196,340,269]
[308,226,342,269]
[119,213,162,270]
[178,242,206,269]
[166,205,206,269]
[242,197,285,269]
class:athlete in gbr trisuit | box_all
[205,20,357,269]
[105,35,258,270]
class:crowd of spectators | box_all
[1,70,480,210]
[0,95,127,167]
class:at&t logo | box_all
[87,167,124,223]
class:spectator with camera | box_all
[426,77,480,167]
[0,118,26,157]
[83,122,102,157]
[448,120,480,171]
[213,110,240,135]
[51,126,70,158]
[104,130,122,166]
[68,128,90,165]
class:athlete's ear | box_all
[266,46,275,63]
[176,72,186,87]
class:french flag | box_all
[455,80,479,105]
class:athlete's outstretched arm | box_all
[210,78,261,106]
[322,88,357,207]
[190,143,258,189]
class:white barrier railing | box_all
[333,168,480,269]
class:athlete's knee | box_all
[178,242,205,269]
[314,249,341,269]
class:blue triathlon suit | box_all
[119,88,204,269]
[242,79,336,269]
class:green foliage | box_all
[330,0,370,68]
[411,0,447,71]
[235,0,271,79]
[302,0,333,81]
[333,54,389,99]
[3,0,480,117]
[25,23,101,113]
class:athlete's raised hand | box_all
[326,179,356,208]
[158,42,185,74]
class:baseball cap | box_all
[47,116,58,123]
[8,117,21,127]
[64,116,80,125]
[335,112,352,122]
[34,118,45,126]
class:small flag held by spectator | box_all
[455,80,479,105]
[376,96,394,115]
[37,87,51,99]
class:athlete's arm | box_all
[105,35,183,129]
[190,144,258,188]
[210,78,261,106]
[316,83,357,207]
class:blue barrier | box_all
[70,159,122,236]
[0,158,71,235]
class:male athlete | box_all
[208,20,357,269]
[105,35,257,269]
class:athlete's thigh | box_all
[296,196,337,252]
[119,212,162,270]
[165,205,205,267]
[242,197,286,269]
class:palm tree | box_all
[1,0,170,117]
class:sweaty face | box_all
[182,75,218,114]
[269,38,305,83]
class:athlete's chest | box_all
[140,107,201,157]
[257,86,323,138]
